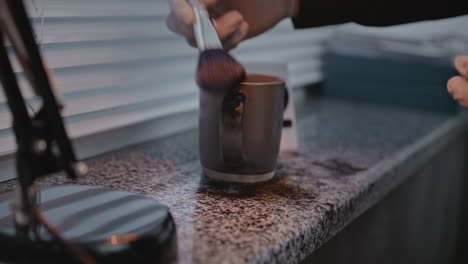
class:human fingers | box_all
[180,9,245,49]
[212,10,245,45]
[166,0,196,38]
[447,75,468,108]
[222,21,249,50]
[454,56,468,78]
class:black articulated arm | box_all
[0,0,86,244]
[0,0,83,187]
[0,3,177,264]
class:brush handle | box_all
[188,0,222,51]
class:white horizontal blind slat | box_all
[25,0,169,18]
[0,0,329,159]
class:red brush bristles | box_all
[196,49,246,94]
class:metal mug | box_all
[199,73,285,183]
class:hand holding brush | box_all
[186,0,246,94]
[166,0,297,50]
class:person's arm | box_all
[167,0,468,50]
[292,0,468,28]
[166,0,468,108]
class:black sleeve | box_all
[292,0,468,28]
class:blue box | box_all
[322,47,459,114]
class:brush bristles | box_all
[196,49,246,94]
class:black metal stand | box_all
[0,1,177,263]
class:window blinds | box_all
[0,0,331,180]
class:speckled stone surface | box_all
[1,96,468,264]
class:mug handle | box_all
[220,90,245,168]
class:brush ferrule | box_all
[189,0,222,52]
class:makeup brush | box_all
[189,0,246,94]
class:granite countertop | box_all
[1,95,468,264]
